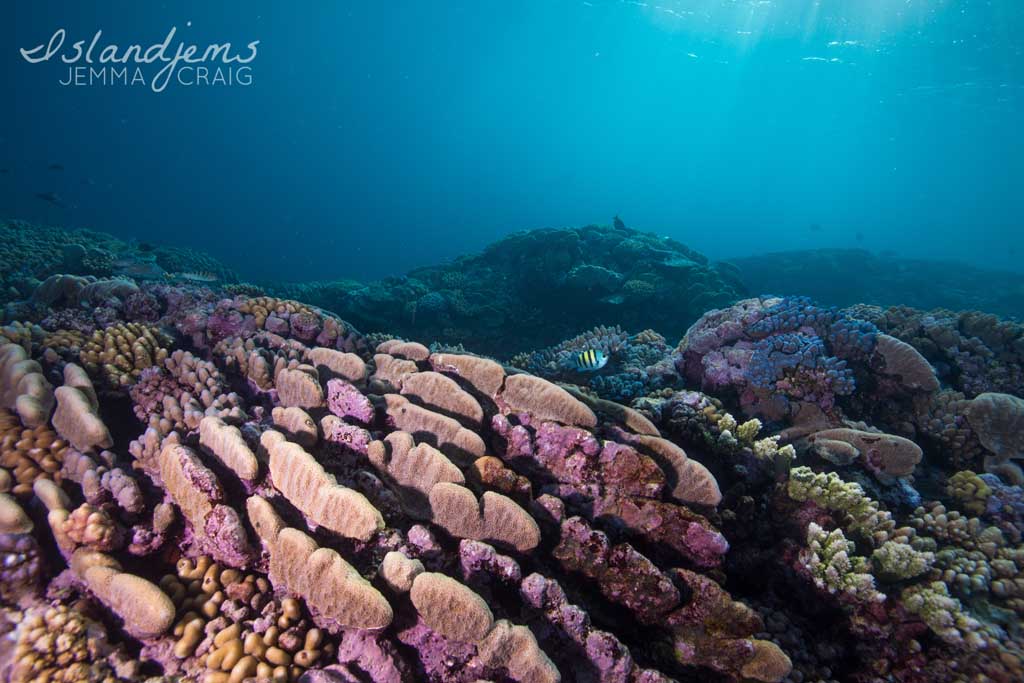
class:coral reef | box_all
[0,267,1021,683]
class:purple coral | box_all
[327,378,376,424]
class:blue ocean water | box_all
[3,1,1022,283]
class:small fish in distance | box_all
[35,191,65,207]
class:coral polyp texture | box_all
[0,252,1021,683]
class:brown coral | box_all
[71,549,176,639]
[499,374,597,428]
[381,393,486,465]
[52,382,113,453]
[199,415,259,482]
[263,430,384,541]
[0,410,69,495]
[409,571,494,642]
[873,333,940,392]
[274,362,325,409]
[0,342,54,427]
[306,346,368,384]
[477,619,561,683]
[0,492,32,534]
[271,405,319,449]
[246,495,393,631]
[400,370,485,426]
[367,431,465,519]
[428,482,541,552]
[965,392,1024,484]
[430,352,506,397]
[806,428,922,478]
[80,322,170,387]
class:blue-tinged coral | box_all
[509,325,678,402]
[748,295,879,359]
[748,333,855,410]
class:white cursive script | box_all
[20,27,259,92]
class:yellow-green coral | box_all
[716,412,738,435]
[736,418,762,444]
[911,502,1024,614]
[787,467,902,547]
[802,523,884,603]
[947,471,992,516]
[902,582,986,650]
[871,540,934,582]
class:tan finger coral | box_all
[199,416,259,482]
[246,495,393,631]
[428,482,541,552]
[236,296,317,329]
[264,430,383,541]
[0,342,54,427]
[381,393,486,465]
[0,492,32,534]
[274,363,324,409]
[409,572,494,642]
[430,352,507,397]
[400,371,484,426]
[52,383,113,453]
[477,619,561,683]
[62,502,120,550]
[10,604,130,683]
[629,433,721,507]
[271,405,319,449]
[161,555,333,680]
[306,346,368,384]
[71,549,176,638]
[498,374,597,428]
[367,431,465,518]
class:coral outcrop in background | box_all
[728,249,1024,319]
[268,225,745,356]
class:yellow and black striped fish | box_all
[574,348,609,372]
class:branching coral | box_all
[801,523,884,603]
